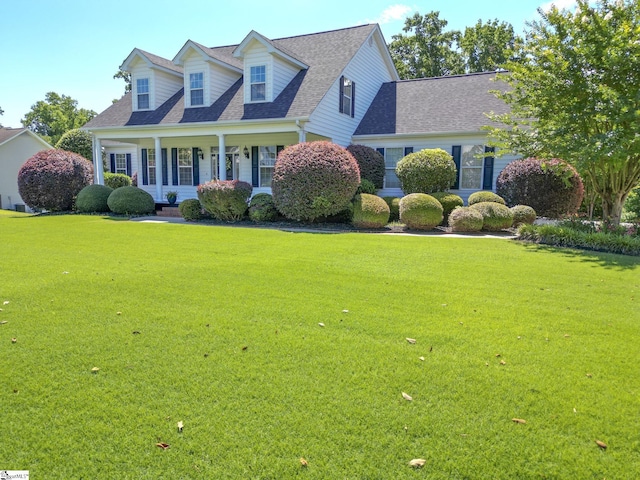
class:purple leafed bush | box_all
[18,149,94,211]
[496,158,584,218]
[197,179,253,221]
[346,144,385,189]
[272,141,360,222]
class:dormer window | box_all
[189,72,204,106]
[339,76,355,117]
[136,78,150,110]
[250,65,266,101]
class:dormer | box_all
[173,41,243,109]
[120,49,183,111]
[233,31,308,104]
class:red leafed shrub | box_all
[197,179,253,221]
[18,149,94,211]
[496,158,584,218]
[346,144,385,189]
[272,141,360,222]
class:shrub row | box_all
[76,184,155,215]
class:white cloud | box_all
[369,4,413,24]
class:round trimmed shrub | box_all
[346,144,385,188]
[197,180,252,221]
[469,201,514,231]
[395,148,456,194]
[510,205,537,226]
[352,194,390,229]
[272,141,360,222]
[496,157,584,217]
[179,198,203,221]
[18,149,94,211]
[104,172,132,189]
[383,196,401,221]
[75,184,113,213]
[55,129,93,161]
[448,207,484,232]
[248,193,278,222]
[468,190,506,206]
[107,186,155,215]
[399,193,443,230]
[431,192,463,224]
[358,179,377,195]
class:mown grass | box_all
[1,214,639,479]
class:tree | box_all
[113,69,131,94]
[486,0,640,225]
[459,19,520,73]
[21,92,97,145]
[389,11,464,79]
[55,128,93,161]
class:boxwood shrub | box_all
[75,184,113,213]
[510,205,537,226]
[197,180,252,221]
[107,186,155,215]
[469,201,514,231]
[395,148,456,194]
[383,197,401,221]
[248,193,278,222]
[448,206,484,232]
[178,198,203,221]
[352,193,390,229]
[18,149,94,211]
[431,192,463,225]
[272,141,360,222]
[399,193,443,230]
[358,179,377,195]
[104,172,132,189]
[346,144,385,188]
[467,191,506,206]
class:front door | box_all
[211,146,240,180]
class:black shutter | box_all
[404,147,413,156]
[452,146,461,190]
[276,145,284,156]
[126,153,132,177]
[110,153,115,173]
[161,149,168,185]
[483,146,495,190]
[141,149,148,185]
[171,148,178,185]
[376,147,385,156]
[251,146,259,187]
[192,148,200,186]
[351,81,355,118]
[339,75,344,113]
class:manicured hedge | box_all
[468,191,506,206]
[198,180,252,221]
[104,172,132,189]
[352,194,390,229]
[248,193,278,222]
[179,199,203,221]
[469,201,513,231]
[75,184,113,213]
[448,207,484,232]
[510,205,537,226]
[382,197,401,221]
[346,144,385,189]
[396,149,456,194]
[399,193,443,230]
[107,186,155,215]
[431,192,463,225]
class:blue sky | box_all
[0,0,579,129]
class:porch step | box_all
[156,206,181,218]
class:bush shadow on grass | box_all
[517,241,640,271]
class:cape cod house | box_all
[83,24,515,203]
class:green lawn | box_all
[1,215,638,479]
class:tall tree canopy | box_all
[487,0,640,225]
[22,92,97,145]
[460,19,520,73]
[113,69,132,94]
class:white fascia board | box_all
[233,30,307,69]
[371,26,400,82]
[0,129,53,149]
[120,49,183,79]
[352,130,487,141]
[173,41,243,74]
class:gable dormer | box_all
[233,31,308,104]
[173,41,243,109]
[120,49,183,111]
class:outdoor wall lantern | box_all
[243,146,250,158]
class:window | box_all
[147,149,157,185]
[115,153,127,175]
[189,72,204,106]
[460,145,485,189]
[178,148,193,186]
[136,78,149,109]
[250,65,266,101]
[383,148,404,188]
[258,146,277,187]
[340,77,353,116]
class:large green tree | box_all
[487,0,640,225]
[22,92,97,146]
[460,19,520,73]
[113,69,132,94]
[55,128,93,161]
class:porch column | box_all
[298,126,306,143]
[218,134,226,180]
[93,136,104,185]
[154,137,162,201]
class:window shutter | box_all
[339,75,344,113]
[451,146,461,190]
[251,146,259,187]
[192,148,200,186]
[276,145,284,156]
[351,81,355,118]
[404,147,413,156]
[126,153,132,177]
[376,147,385,156]
[171,148,178,185]
[483,146,495,190]
[161,149,168,185]
[110,153,115,173]
[141,149,148,185]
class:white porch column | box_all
[218,134,226,180]
[298,127,306,143]
[154,137,162,201]
[93,136,104,185]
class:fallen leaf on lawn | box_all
[586,373,593,378]
[0,321,7,325]
[242,345,248,351]
[300,457,308,467]
[500,360,506,365]
[318,323,325,327]
[485,362,489,366]
[564,334,570,338]
[409,458,426,468]
[177,421,184,432]
[3,301,9,305]
[573,408,577,413]
[402,392,413,401]
[156,443,170,450]
[512,418,527,424]
[429,345,433,352]
[495,354,501,357]
[117,311,122,315]
[419,356,425,361]
[91,367,100,373]
[595,440,607,449]
[62,271,69,274]
[406,338,416,344]
[11,338,17,344]
[342,309,349,313]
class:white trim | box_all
[173,40,243,73]
[120,49,183,79]
[0,128,53,149]
[233,30,308,69]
